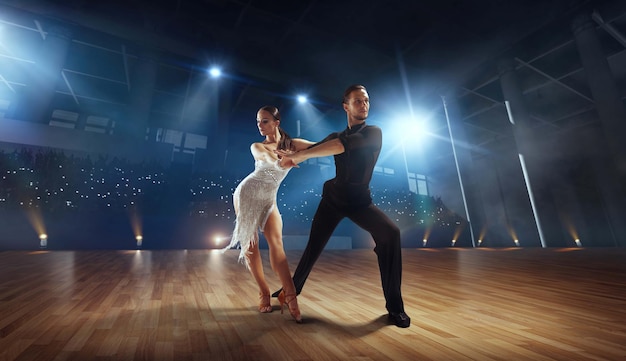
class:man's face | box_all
[343,89,370,121]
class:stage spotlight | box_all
[391,117,429,141]
[214,234,226,247]
[478,227,487,247]
[136,235,143,248]
[208,67,221,78]
[451,239,457,247]
[567,226,580,247]
[422,239,428,247]
[508,228,519,246]
[297,95,308,104]
[39,234,48,248]
[409,121,428,137]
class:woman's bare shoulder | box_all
[251,142,278,161]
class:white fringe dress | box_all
[224,158,290,267]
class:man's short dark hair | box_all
[343,84,367,104]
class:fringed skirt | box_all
[222,159,289,268]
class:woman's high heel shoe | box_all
[259,293,272,313]
[278,291,302,323]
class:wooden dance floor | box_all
[1,247,625,361]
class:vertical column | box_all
[498,58,544,247]
[572,13,626,174]
[20,25,72,123]
[441,88,487,247]
[571,13,626,246]
[474,150,521,246]
[498,59,533,150]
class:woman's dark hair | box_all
[259,105,295,151]
[343,84,367,104]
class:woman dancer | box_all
[225,105,312,323]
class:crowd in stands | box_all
[1,147,464,234]
[0,147,167,213]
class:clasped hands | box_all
[275,149,300,168]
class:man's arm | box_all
[278,138,344,168]
[292,138,316,151]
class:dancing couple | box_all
[225,85,410,328]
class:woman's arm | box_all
[278,138,345,168]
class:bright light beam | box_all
[408,121,428,138]
[209,67,221,78]
[396,48,415,119]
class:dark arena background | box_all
[1,1,625,360]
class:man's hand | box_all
[279,156,299,168]
[275,149,300,168]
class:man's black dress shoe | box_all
[388,312,411,328]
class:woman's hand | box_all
[279,156,299,169]
[275,149,294,157]
[275,149,299,168]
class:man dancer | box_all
[274,84,410,328]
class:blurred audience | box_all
[0,147,464,233]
